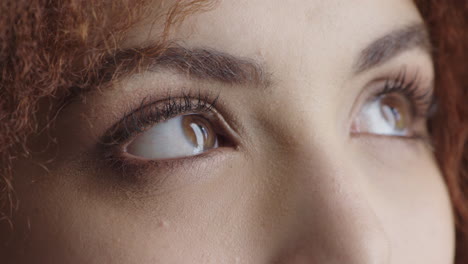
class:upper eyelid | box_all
[100,94,219,147]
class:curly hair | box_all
[0,0,467,262]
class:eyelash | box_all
[376,69,435,120]
[102,91,220,147]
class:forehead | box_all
[125,0,421,47]
[118,0,424,101]
[124,0,423,75]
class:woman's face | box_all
[1,0,455,263]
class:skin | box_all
[0,0,455,263]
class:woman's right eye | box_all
[125,114,220,160]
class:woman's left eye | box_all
[352,92,415,137]
[125,114,219,160]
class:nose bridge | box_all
[271,135,391,263]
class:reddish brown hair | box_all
[1,0,467,262]
[416,1,468,262]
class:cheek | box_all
[4,135,455,264]
[27,158,265,264]
[353,139,455,263]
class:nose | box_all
[268,138,391,264]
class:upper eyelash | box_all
[101,91,220,146]
[378,68,435,119]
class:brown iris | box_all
[379,93,412,132]
[182,115,217,150]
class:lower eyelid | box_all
[97,146,234,191]
[350,133,434,157]
[350,130,433,154]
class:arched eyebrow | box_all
[97,45,272,88]
[145,46,271,87]
[90,23,430,90]
[353,23,431,74]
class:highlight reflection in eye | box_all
[352,92,414,137]
[126,114,219,160]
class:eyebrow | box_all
[353,23,431,73]
[92,23,430,90]
[97,45,271,88]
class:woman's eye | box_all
[125,114,219,159]
[352,93,414,137]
